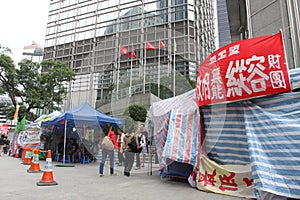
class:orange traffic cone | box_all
[27,148,42,173]
[15,148,20,158]
[36,150,58,186]
[22,148,32,165]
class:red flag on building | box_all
[196,32,291,106]
[131,44,136,59]
[146,41,157,50]
[160,40,166,49]
[120,45,130,58]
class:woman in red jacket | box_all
[99,124,118,177]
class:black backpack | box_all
[128,136,142,153]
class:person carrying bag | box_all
[101,135,114,151]
[99,124,118,177]
[122,131,139,176]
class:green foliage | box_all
[17,59,76,112]
[0,53,76,114]
[128,104,147,122]
[0,45,11,54]
[6,105,37,122]
[0,53,19,103]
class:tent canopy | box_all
[34,111,62,123]
[41,102,125,128]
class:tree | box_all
[0,53,19,106]
[0,45,11,54]
[128,104,147,122]
[16,59,75,112]
[0,51,75,119]
[5,105,37,122]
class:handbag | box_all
[101,136,114,151]
[128,136,142,153]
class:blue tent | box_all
[41,102,125,128]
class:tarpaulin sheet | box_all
[202,90,300,198]
[151,69,300,198]
[150,89,201,167]
[243,91,300,199]
[201,103,250,165]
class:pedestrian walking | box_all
[139,124,149,167]
[99,124,118,177]
[116,128,125,166]
[134,128,142,170]
[3,136,9,155]
[122,131,136,176]
[0,135,5,156]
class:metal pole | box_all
[149,150,152,176]
[287,0,300,68]
[173,35,176,97]
[158,44,160,98]
[141,1,146,94]
[130,44,133,97]
[63,120,67,164]
[116,1,121,100]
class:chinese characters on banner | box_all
[196,33,291,106]
[196,155,255,198]
[0,123,8,135]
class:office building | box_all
[217,0,300,68]
[0,96,13,124]
[43,0,215,113]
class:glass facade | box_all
[43,0,215,110]
[0,96,12,123]
[245,0,300,69]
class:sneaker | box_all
[110,173,117,176]
[135,166,140,170]
[99,174,104,177]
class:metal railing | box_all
[96,83,152,107]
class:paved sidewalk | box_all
[0,155,249,200]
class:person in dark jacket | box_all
[122,131,136,176]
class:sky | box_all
[0,0,50,65]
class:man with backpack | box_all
[122,131,137,176]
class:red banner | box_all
[0,123,8,135]
[196,33,291,106]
